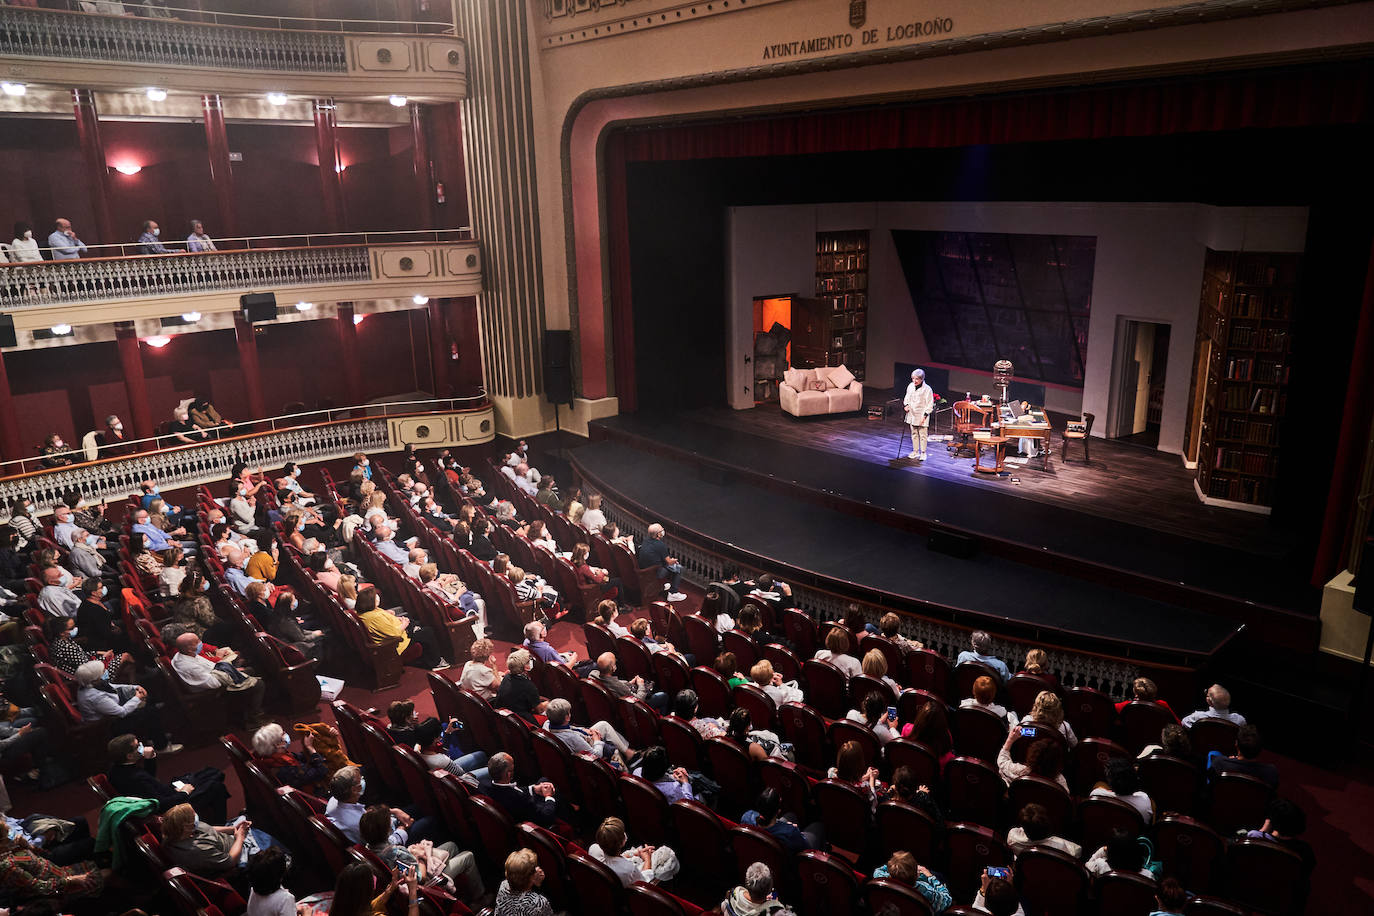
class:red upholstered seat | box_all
[1016,846,1091,916]
[953,705,1008,763]
[669,799,735,900]
[1154,815,1225,894]
[1007,673,1060,718]
[904,649,950,700]
[1096,870,1160,916]
[778,701,830,774]
[1138,753,1200,817]
[1209,772,1273,835]
[796,850,862,916]
[875,799,940,866]
[1072,736,1130,795]
[944,757,1003,829]
[689,665,733,719]
[864,877,935,916]
[1078,794,1147,855]
[814,778,872,862]
[567,850,627,915]
[1063,687,1116,741]
[1007,775,1074,835]
[1225,839,1307,916]
[619,773,671,846]
[704,735,756,818]
[801,658,849,719]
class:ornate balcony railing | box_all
[0,5,349,72]
[0,398,493,512]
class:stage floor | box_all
[588,408,1315,616]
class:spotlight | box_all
[50,323,72,336]
[294,301,314,312]
[144,336,171,348]
[181,311,201,322]
[146,87,167,102]
[412,294,429,305]
[266,92,288,106]
[353,314,365,325]
[1,82,27,97]
[389,94,408,107]
[114,163,142,176]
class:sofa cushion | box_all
[783,367,810,391]
[793,389,830,416]
[828,364,856,390]
[826,386,862,412]
[806,379,827,392]
[813,366,834,388]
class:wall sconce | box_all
[412,294,429,305]
[113,163,142,176]
[353,314,365,325]
[146,87,167,101]
[144,336,171,348]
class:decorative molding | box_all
[539,0,792,47]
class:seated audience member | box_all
[337,575,359,609]
[998,732,1069,792]
[1017,648,1058,690]
[75,660,181,754]
[9,220,40,262]
[250,723,330,795]
[309,551,343,592]
[495,649,547,724]
[460,638,502,700]
[0,817,104,908]
[580,493,608,532]
[1115,677,1178,718]
[484,753,558,828]
[861,647,901,694]
[185,218,216,252]
[509,564,561,615]
[1181,683,1247,727]
[890,765,944,824]
[751,658,803,706]
[132,535,167,583]
[872,850,953,913]
[469,517,498,561]
[524,619,575,666]
[957,630,1012,682]
[594,651,669,713]
[35,547,80,590]
[1208,724,1279,788]
[1085,828,1155,880]
[1006,802,1082,859]
[326,765,433,846]
[245,847,300,916]
[903,700,955,768]
[45,615,129,679]
[544,697,633,764]
[973,872,1024,916]
[749,573,795,612]
[828,740,883,803]
[51,503,106,554]
[878,612,923,649]
[261,591,323,658]
[137,219,172,254]
[169,404,210,445]
[158,546,190,597]
[673,687,726,739]
[715,651,748,688]
[1090,757,1155,824]
[593,598,631,637]
[163,801,279,879]
[402,548,427,579]
[1018,691,1079,749]
[356,586,449,670]
[1139,722,1193,761]
[37,566,81,618]
[571,542,620,598]
[0,711,49,779]
[106,733,229,824]
[589,815,673,887]
[637,522,686,602]
[726,707,788,761]
[372,524,412,565]
[359,804,485,906]
[634,746,695,802]
[741,787,822,853]
[67,528,108,581]
[40,433,74,467]
[1149,878,1189,916]
[813,626,862,677]
[735,604,794,653]
[331,859,418,916]
[228,487,257,536]
[534,475,563,511]
[387,699,488,779]
[848,692,899,744]
[75,578,128,653]
[498,847,554,916]
[170,631,269,730]
[962,675,1018,725]
[132,507,188,552]
[7,495,39,548]
[1244,798,1315,905]
[631,616,684,660]
[190,395,233,432]
[721,862,794,916]
[705,568,747,620]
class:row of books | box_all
[1207,474,1272,504]
[816,253,868,272]
[831,312,867,330]
[1227,325,1290,351]
[817,275,867,293]
[1217,417,1277,444]
[831,330,866,349]
[1235,258,1298,287]
[1213,448,1278,476]
[816,235,867,254]
[1220,386,1285,415]
[828,293,866,311]
[1228,291,1292,320]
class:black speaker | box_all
[928,525,978,559]
[239,292,278,323]
[0,314,14,349]
[544,329,573,405]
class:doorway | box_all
[1110,319,1171,447]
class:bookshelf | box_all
[1192,249,1299,512]
[798,230,869,379]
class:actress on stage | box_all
[904,369,934,460]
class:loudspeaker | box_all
[928,525,978,559]
[239,292,278,323]
[0,314,14,349]
[544,329,573,406]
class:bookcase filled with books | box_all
[805,230,869,379]
[1192,249,1299,512]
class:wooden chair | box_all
[1061,412,1095,463]
[948,400,983,457]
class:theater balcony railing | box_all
[0,230,482,334]
[0,2,466,98]
[0,396,495,512]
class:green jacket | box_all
[94,796,158,870]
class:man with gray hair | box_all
[1182,684,1247,728]
[903,368,935,461]
[721,861,794,916]
[543,697,634,763]
[482,751,558,827]
[956,630,1011,683]
[636,522,685,602]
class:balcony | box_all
[0,230,482,334]
[0,2,466,99]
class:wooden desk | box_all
[998,421,1052,470]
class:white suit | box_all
[904,380,934,458]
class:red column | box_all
[234,313,267,420]
[409,102,435,230]
[313,99,346,232]
[201,94,238,239]
[427,299,449,397]
[0,350,23,462]
[336,303,363,406]
[71,89,115,245]
[115,326,154,440]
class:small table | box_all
[973,435,1008,475]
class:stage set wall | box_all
[726,202,1308,455]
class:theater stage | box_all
[575,407,1321,660]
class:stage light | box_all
[335,163,346,173]
[353,314,365,325]
[294,301,314,311]
[1,82,26,97]
[146,87,167,102]
[144,335,171,348]
[266,92,288,106]
[50,323,72,336]
[412,294,429,305]
[389,94,408,107]
[113,163,142,176]
[181,311,201,322]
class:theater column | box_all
[71,90,115,244]
[201,94,238,238]
[313,99,346,232]
[115,325,154,440]
[336,304,363,406]
[233,313,267,420]
[427,299,449,397]
[0,351,22,462]
[409,102,435,230]
[456,0,549,436]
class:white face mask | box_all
[151,227,160,237]
[23,230,32,240]
[135,743,145,757]
[69,626,78,637]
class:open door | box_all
[1110,319,1170,445]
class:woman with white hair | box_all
[721,861,793,916]
[580,494,607,533]
[903,368,934,461]
[494,648,546,725]
[74,659,180,755]
[249,723,330,794]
